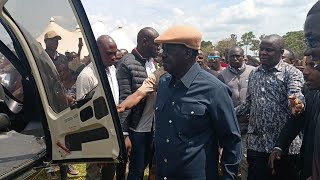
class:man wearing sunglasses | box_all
[207,51,225,73]
[269,1,320,180]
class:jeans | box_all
[127,130,153,180]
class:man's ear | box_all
[142,38,148,46]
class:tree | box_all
[250,39,260,55]
[283,30,307,59]
[238,31,256,55]
[201,40,214,55]
[230,34,237,42]
[215,38,237,54]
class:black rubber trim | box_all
[80,106,93,122]
[93,97,109,119]
[65,127,109,151]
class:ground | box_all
[28,164,149,180]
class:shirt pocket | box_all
[178,103,207,137]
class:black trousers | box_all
[247,149,299,180]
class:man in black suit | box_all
[268,2,320,180]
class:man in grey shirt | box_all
[219,46,255,180]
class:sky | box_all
[82,0,318,47]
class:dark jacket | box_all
[275,89,320,180]
[116,49,148,132]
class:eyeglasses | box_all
[208,55,220,60]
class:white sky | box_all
[82,0,318,46]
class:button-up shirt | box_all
[236,60,305,154]
[155,63,242,180]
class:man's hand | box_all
[289,95,304,116]
[268,148,282,175]
[117,90,146,113]
[117,104,126,113]
[124,135,132,156]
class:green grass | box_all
[28,164,149,180]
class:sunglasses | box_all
[208,55,220,60]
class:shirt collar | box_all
[257,59,284,72]
[179,62,202,88]
[228,62,246,75]
[132,48,147,63]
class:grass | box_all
[28,163,149,180]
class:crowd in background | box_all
[1,1,319,180]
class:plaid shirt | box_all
[236,60,305,154]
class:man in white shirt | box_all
[76,35,119,180]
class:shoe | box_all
[46,167,58,180]
[67,164,79,175]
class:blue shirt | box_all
[154,63,242,180]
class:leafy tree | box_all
[250,39,260,55]
[201,40,214,55]
[283,30,307,59]
[230,34,237,42]
[215,38,237,54]
[238,31,256,55]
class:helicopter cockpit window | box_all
[5,0,94,113]
[0,26,23,102]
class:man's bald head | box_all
[136,27,159,59]
[97,35,117,68]
[305,1,320,48]
[259,34,284,68]
[97,35,116,49]
[137,27,159,44]
[262,34,285,50]
[229,46,244,55]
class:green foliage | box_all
[250,39,260,55]
[283,30,307,59]
[230,34,237,42]
[201,30,306,59]
[201,40,214,56]
[215,38,237,55]
[238,31,257,55]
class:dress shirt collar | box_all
[257,59,284,72]
[177,62,202,88]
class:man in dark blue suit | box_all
[153,25,242,180]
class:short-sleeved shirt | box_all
[137,67,166,95]
[76,63,119,104]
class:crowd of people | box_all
[22,1,320,179]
